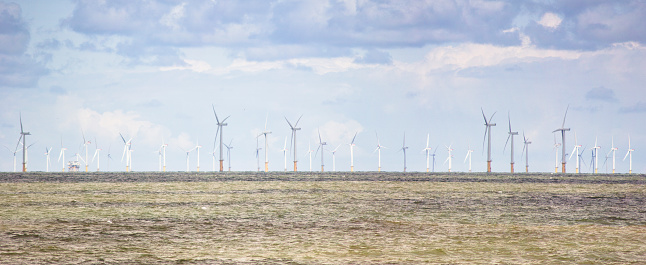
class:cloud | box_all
[0,2,48,88]
[619,102,646,113]
[354,49,392,65]
[537,12,562,29]
[585,86,617,102]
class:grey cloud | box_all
[619,102,646,113]
[36,38,61,50]
[585,86,617,102]
[0,2,48,88]
[354,49,392,65]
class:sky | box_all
[1,0,645,173]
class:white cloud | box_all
[159,2,186,30]
[538,12,562,29]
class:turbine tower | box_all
[591,137,600,174]
[305,141,314,172]
[552,105,570,173]
[349,132,358,172]
[624,136,634,174]
[612,138,619,174]
[464,145,473,173]
[6,135,22,172]
[260,114,272,172]
[481,108,496,173]
[159,139,168,172]
[285,115,303,172]
[430,145,438,172]
[401,133,408,172]
[255,136,262,172]
[568,132,582,173]
[316,129,327,172]
[19,113,31,172]
[444,144,453,172]
[422,133,432,172]
[212,105,230,172]
[374,132,386,172]
[58,137,67,172]
[503,112,518,173]
[552,133,561,173]
[521,132,531,173]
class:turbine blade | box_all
[351,132,358,145]
[294,114,303,127]
[508,111,511,133]
[221,115,231,123]
[481,108,487,123]
[264,113,269,130]
[503,135,511,154]
[562,105,569,128]
[624,150,630,161]
[212,104,220,123]
[284,117,293,129]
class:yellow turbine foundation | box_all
[487,161,492,173]
[351,166,354,172]
[562,163,566,173]
[511,163,514,173]
[293,162,297,172]
[219,160,224,172]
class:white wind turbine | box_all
[195,139,202,172]
[260,114,272,172]
[331,144,341,172]
[608,137,618,174]
[58,137,67,172]
[568,132,583,174]
[401,133,408,172]
[19,113,31,172]
[374,132,386,172]
[481,108,496,173]
[315,129,327,172]
[422,133,433,172]
[81,131,91,172]
[4,135,22,172]
[591,137,600,174]
[305,141,314,172]
[464,145,473,173]
[44,147,52,172]
[624,136,634,174]
[349,132,358,172]
[91,139,102,172]
[224,139,233,172]
[553,105,571,173]
[503,112,518,173]
[255,136,262,172]
[182,146,195,172]
[280,136,289,172]
[212,105,231,172]
[430,145,439,172]
[158,139,168,172]
[521,132,531,173]
[444,145,453,172]
[285,115,303,172]
[119,133,132,172]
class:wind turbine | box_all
[81,131,91,172]
[19,113,31,172]
[158,139,168,172]
[464,145,473,173]
[44,147,52,172]
[430,145,439,172]
[401,133,408,172]
[608,137,618,174]
[255,135,262,172]
[481,108,496,173]
[58,137,67,172]
[503,112,518,173]
[552,105,570,173]
[181,145,195,172]
[568,132,583,174]
[5,135,22,172]
[224,139,233,172]
[285,115,303,172]
[91,138,102,172]
[374,132,386,172]
[280,136,289,172]
[624,136,634,174]
[119,133,132,172]
[422,133,432,172]
[195,139,202,172]
[331,144,341,172]
[315,129,327,172]
[521,132,531,173]
[305,141,314,172]
[212,105,230,172]
[444,144,453,172]
[591,137,600,174]
[349,132,358,172]
[260,113,272,172]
